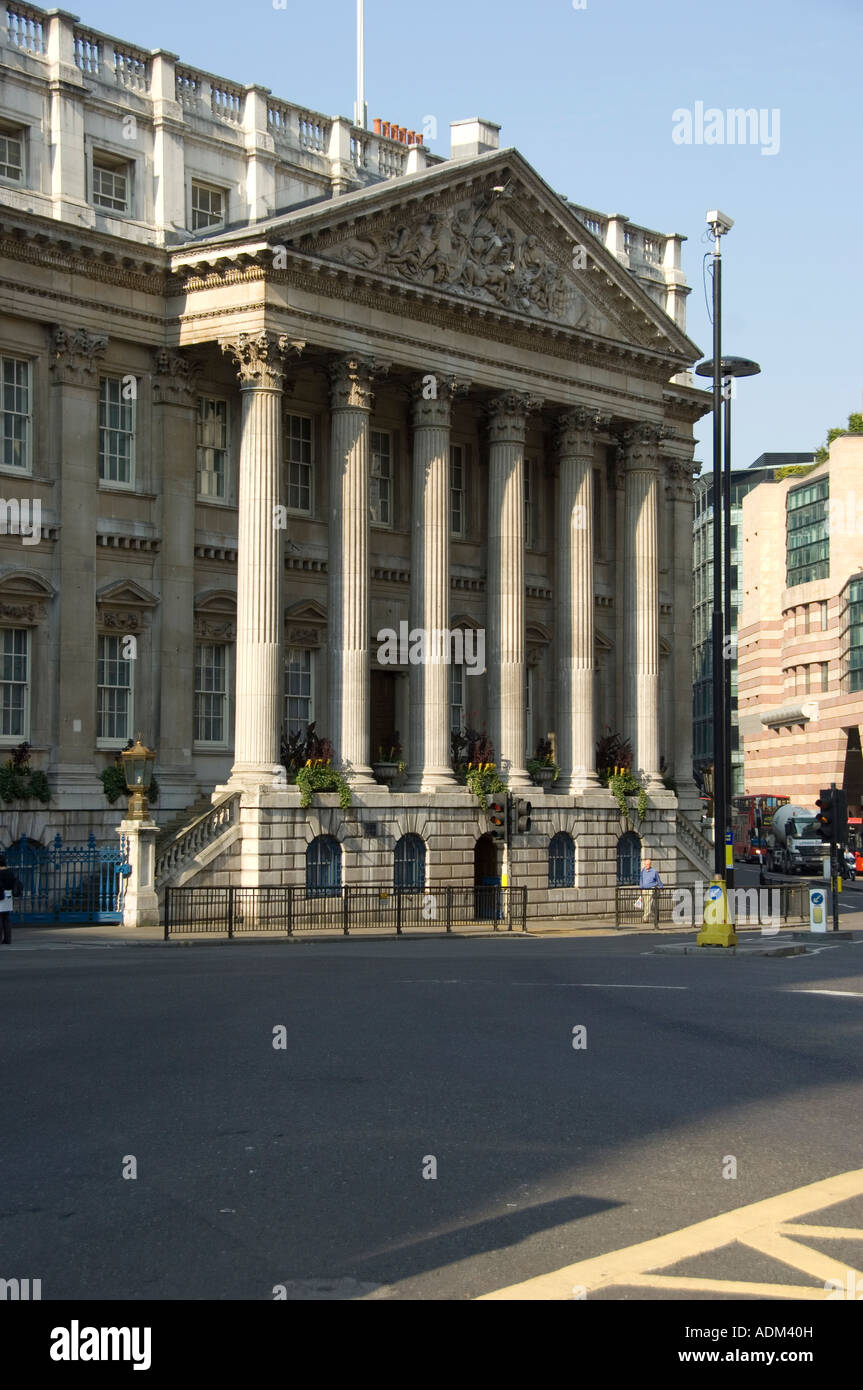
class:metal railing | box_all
[615,883,810,930]
[164,884,527,938]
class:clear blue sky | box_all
[77,0,862,471]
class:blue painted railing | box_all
[5,833,130,923]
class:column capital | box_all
[152,348,202,406]
[663,454,699,502]
[556,406,612,458]
[486,390,543,444]
[409,376,469,429]
[48,325,108,386]
[328,354,388,410]
[221,331,304,390]
[620,420,666,471]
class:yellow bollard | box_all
[697,875,738,948]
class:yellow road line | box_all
[477,1168,863,1300]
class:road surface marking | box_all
[477,1168,863,1300]
[793,989,863,998]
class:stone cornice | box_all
[48,326,108,385]
[221,332,305,390]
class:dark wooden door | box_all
[370,670,397,761]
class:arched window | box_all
[617,831,641,885]
[306,835,341,897]
[394,834,426,891]
[548,832,575,888]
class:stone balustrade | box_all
[155,794,241,886]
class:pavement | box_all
[3,929,863,1299]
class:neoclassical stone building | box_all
[0,6,712,914]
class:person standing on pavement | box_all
[640,857,663,923]
[0,852,23,944]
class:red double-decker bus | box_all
[731,794,791,863]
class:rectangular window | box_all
[99,377,135,486]
[370,430,392,526]
[787,476,829,586]
[97,635,132,742]
[0,355,31,471]
[804,664,812,694]
[820,600,829,630]
[847,579,863,693]
[197,397,228,499]
[524,459,539,548]
[191,181,224,232]
[450,662,464,734]
[194,643,228,744]
[821,662,830,693]
[92,154,130,214]
[450,444,465,536]
[804,604,811,634]
[593,467,603,557]
[0,627,28,738]
[286,414,313,513]
[285,648,313,733]
[0,126,24,183]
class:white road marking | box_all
[792,988,863,998]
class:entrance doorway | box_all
[474,833,501,920]
[370,670,397,761]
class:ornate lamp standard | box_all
[121,736,156,821]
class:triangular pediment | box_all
[285,599,327,623]
[252,150,697,360]
[96,579,158,609]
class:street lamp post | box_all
[121,735,156,822]
[696,354,762,891]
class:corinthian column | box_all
[222,331,303,787]
[556,407,608,790]
[667,452,702,811]
[622,422,663,785]
[328,356,379,785]
[487,391,542,790]
[406,379,466,790]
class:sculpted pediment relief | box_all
[298,191,641,340]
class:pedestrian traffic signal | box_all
[815,788,848,846]
[488,799,506,840]
[514,798,532,835]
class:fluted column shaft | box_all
[328,357,376,783]
[407,383,460,789]
[623,424,662,783]
[222,332,301,784]
[487,392,541,790]
[668,454,701,806]
[557,409,606,790]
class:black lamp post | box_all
[696,354,761,887]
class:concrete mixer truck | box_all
[765,804,824,876]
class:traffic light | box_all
[488,798,506,840]
[815,788,848,846]
[514,798,532,835]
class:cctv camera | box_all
[706,209,734,235]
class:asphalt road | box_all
[3,932,863,1300]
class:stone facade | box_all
[0,7,712,912]
[738,435,863,811]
